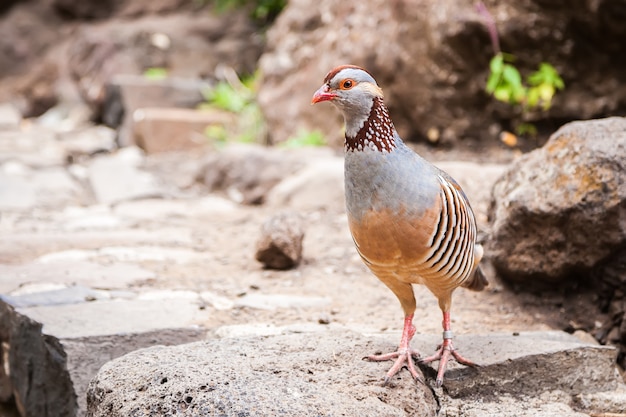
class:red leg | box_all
[365,314,423,385]
[420,311,479,387]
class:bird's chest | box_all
[343,150,442,269]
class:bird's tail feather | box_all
[463,265,488,291]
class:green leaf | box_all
[526,86,541,108]
[485,72,501,94]
[489,54,504,74]
[493,86,511,102]
[502,65,522,89]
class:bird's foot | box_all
[419,338,479,387]
[365,348,423,385]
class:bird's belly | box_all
[348,207,440,284]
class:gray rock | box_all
[0,164,83,210]
[199,144,306,205]
[255,211,305,270]
[0,261,155,294]
[87,147,166,204]
[0,302,77,417]
[86,330,437,417]
[441,391,589,417]
[36,101,94,132]
[489,117,626,283]
[0,228,193,264]
[0,295,209,417]
[35,245,205,264]
[57,125,117,158]
[266,156,345,212]
[85,330,621,417]
[0,129,67,167]
[114,196,237,220]
[1,285,110,308]
[428,331,619,398]
[574,387,626,414]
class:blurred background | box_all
[0,0,624,150]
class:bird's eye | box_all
[340,79,354,90]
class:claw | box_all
[420,339,480,387]
[367,348,423,385]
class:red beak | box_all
[311,84,336,104]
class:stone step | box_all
[85,329,622,417]
[0,297,208,417]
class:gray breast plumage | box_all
[343,140,440,221]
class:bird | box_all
[311,65,487,387]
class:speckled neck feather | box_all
[345,97,397,153]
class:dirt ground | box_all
[134,143,612,362]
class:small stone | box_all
[255,211,304,270]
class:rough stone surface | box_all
[85,331,437,417]
[255,211,305,270]
[197,144,308,205]
[575,387,626,414]
[488,117,626,283]
[266,156,345,212]
[258,0,626,146]
[0,129,67,167]
[133,107,233,154]
[0,303,76,417]
[436,331,619,398]
[87,146,166,204]
[85,330,620,417]
[0,165,82,209]
[0,295,208,417]
[57,125,117,159]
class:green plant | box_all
[199,70,265,144]
[143,67,169,80]
[478,1,565,138]
[280,129,326,148]
[486,53,564,112]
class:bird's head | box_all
[311,65,384,124]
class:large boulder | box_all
[258,0,626,146]
[488,117,626,284]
